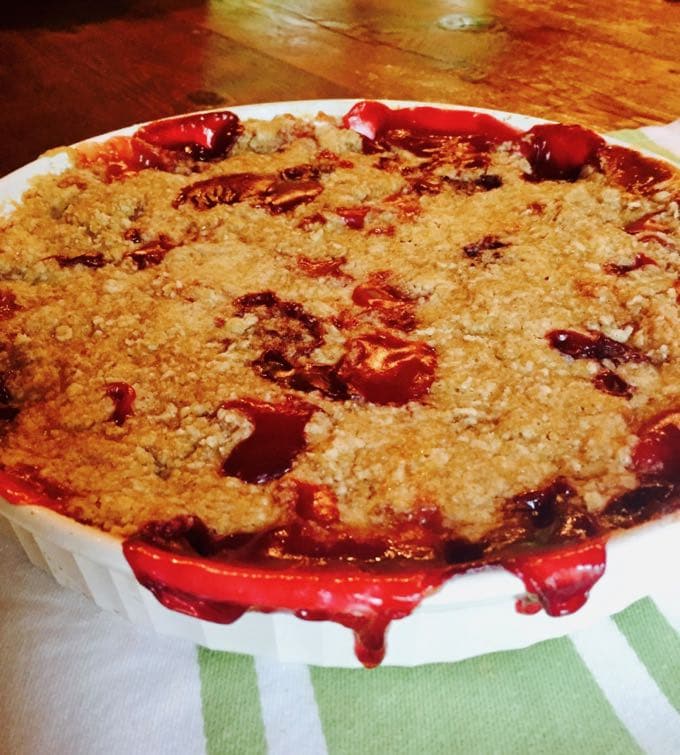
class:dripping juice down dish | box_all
[0,100,678,667]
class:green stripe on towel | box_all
[199,648,267,755]
[311,637,639,755]
[615,598,680,713]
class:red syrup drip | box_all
[134,110,242,161]
[338,331,437,406]
[299,610,401,668]
[117,471,630,665]
[105,382,136,426]
[603,253,657,276]
[220,397,317,483]
[494,479,606,616]
[296,254,349,279]
[520,124,604,182]
[122,505,453,666]
[10,455,680,665]
[341,614,393,668]
[343,100,520,144]
[336,206,370,229]
[599,145,673,196]
[54,253,106,269]
[504,539,607,616]
[0,290,20,319]
[515,596,542,615]
[0,465,69,511]
[127,235,175,270]
[547,329,647,365]
[123,535,450,667]
[139,580,250,625]
[351,272,417,331]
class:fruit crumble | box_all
[0,101,678,665]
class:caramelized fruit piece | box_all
[592,369,634,399]
[54,253,106,269]
[174,173,323,213]
[603,253,657,276]
[336,206,370,229]
[343,100,520,144]
[297,212,327,231]
[601,485,678,529]
[134,110,242,161]
[265,179,323,214]
[76,136,173,181]
[338,331,437,406]
[462,235,508,260]
[173,172,274,210]
[220,397,317,483]
[352,272,417,331]
[126,235,176,270]
[296,254,349,279]
[547,329,646,365]
[521,124,604,182]
[105,382,136,426]
[632,411,680,483]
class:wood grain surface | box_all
[1,0,678,176]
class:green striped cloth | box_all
[1,124,679,755]
[200,595,680,754]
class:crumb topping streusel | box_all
[0,103,678,556]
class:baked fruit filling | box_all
[0,102,678,666]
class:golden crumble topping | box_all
[0,105,678,549]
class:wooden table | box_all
[1,0,678,176]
